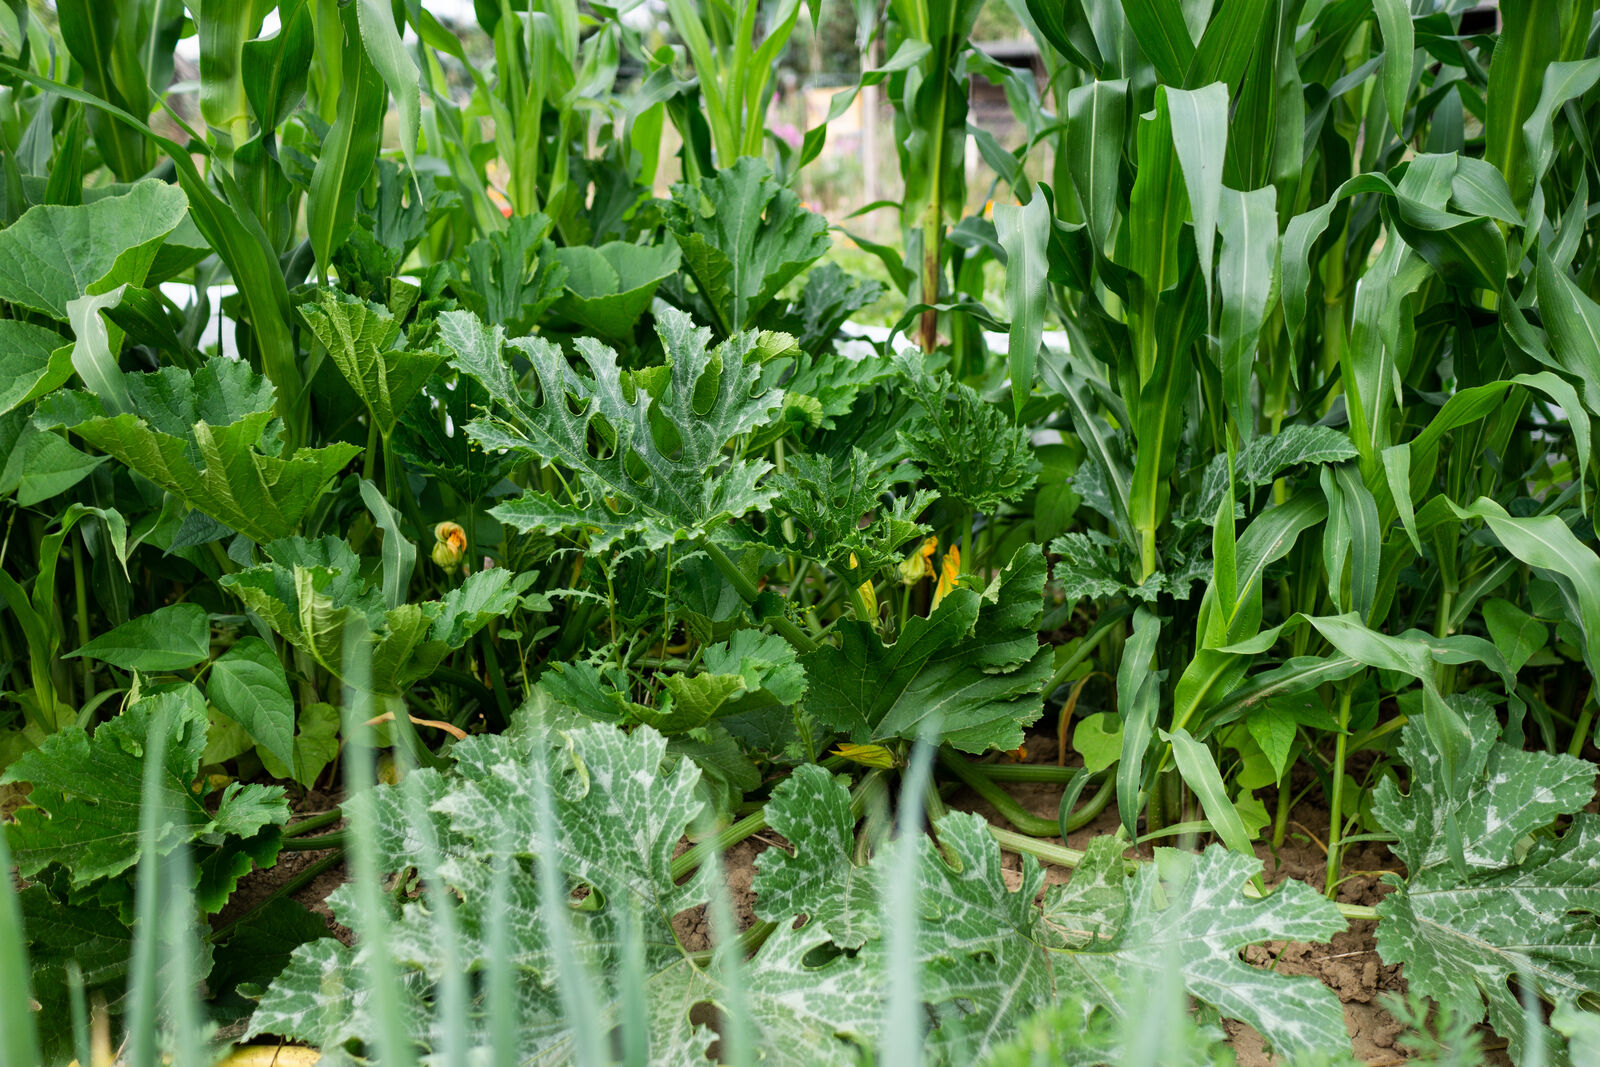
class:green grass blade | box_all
[0,810,40,1066]
[531,747,608,1067]
[407,761,468,1067]
[486,823,519,1065]
[124,694,174,1067]
[881,728,939,1067]
[66,961,90,1067]
[160,812,205,1067]
[341,637,418,1067]
[702,814,752,1067]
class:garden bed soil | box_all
[213,789,352,947]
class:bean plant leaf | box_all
[0,687,288,887]
[54,360,359,544]
[1482,597,1547,674]
[298,286,443,434]
[256,701,341,789]
[801,545,1052,753]
[1373,696,1600,1067]
[205,636,297,776]
[0,425,106,506]
[664,156,832,335]
[63,602,209,672]
[444,304,785,551]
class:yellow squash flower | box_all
[831,742,897,769]
[932,545,961,609]
[850,552,877,621]
[899,535,939,585]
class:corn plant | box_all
[997,0,1600,895]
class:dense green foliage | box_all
[2,0,1599,1063]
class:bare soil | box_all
[213,787,352,946]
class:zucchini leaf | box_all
[49,359,359,544]
[444,304,786,551]
[1374,695,1600,1067]
[801,545,1052,753]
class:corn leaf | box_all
[664,157,831,335]
[995,190,1051,416]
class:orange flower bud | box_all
[433,521,467,569]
